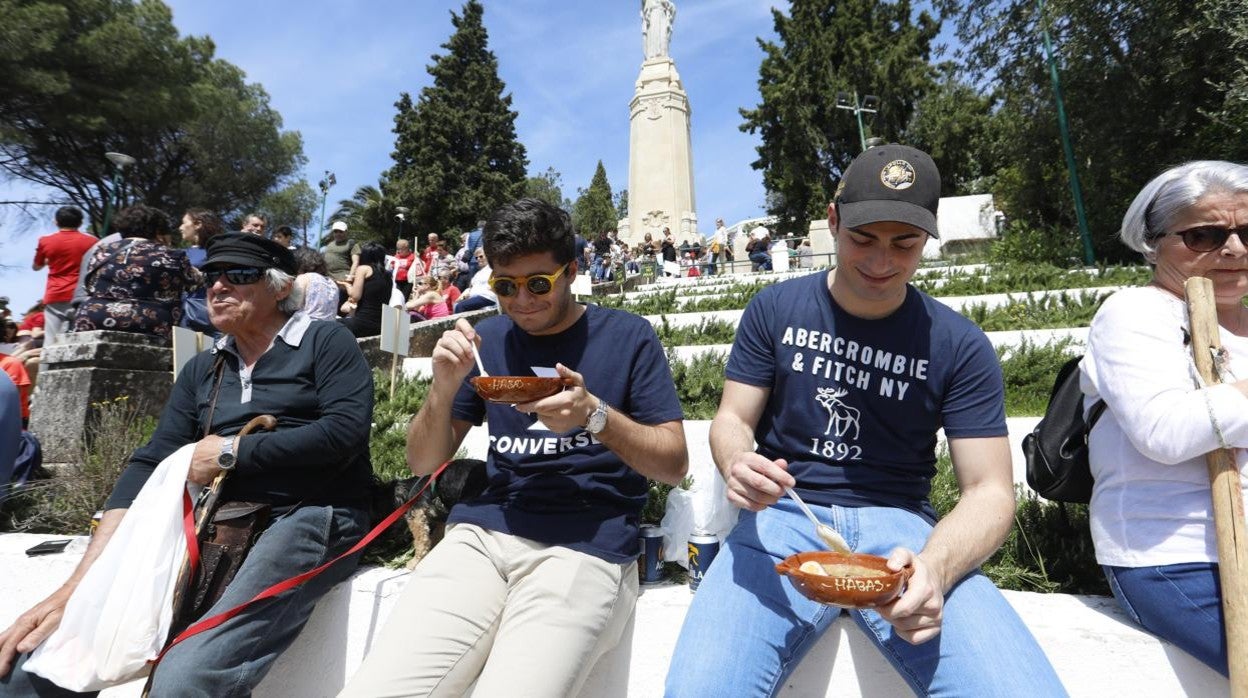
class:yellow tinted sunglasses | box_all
[489,263,569,297]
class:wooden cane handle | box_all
[238,414,278,437]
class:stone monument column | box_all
[624,0,696,246]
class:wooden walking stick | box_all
[1185,276,1248,695]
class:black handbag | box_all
[1022,355,1107,503]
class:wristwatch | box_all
[585,400,609,435]
[217,436,237,471]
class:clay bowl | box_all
[775,551,912,609]
[471,376,565,403]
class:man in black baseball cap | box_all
[668,143,1063,695]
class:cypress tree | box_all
[740,0,938,236]
[388,0,528,238]
[572,161,618,237]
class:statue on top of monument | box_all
[641,0,676,60]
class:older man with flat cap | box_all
[666,145,1065,696]
[0,233,374,696]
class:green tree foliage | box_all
[523,166,569,209]
[0,0,305,232]
[258,179,319,243]
[388,0,528,241]
[942,0,1248,261]
[572,161,618,236]
[740,0,939,236]
[329,183,403,247]
[614,189,629,219]
[905,63,997,195]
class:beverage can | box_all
[638,524,665,584]
[688,532,720,592]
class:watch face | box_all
[217,452,236,469]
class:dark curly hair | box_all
[113,205,172,240]
[482,198,575,267]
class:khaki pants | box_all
[339,523,638,698]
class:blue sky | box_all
[1,0,942,318]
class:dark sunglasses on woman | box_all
[1166,226,1248,253]
[204,267,265,285]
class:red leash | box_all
[154,461,451,665]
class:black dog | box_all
[371,458,489,568]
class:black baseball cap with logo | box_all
[835,144,941,239]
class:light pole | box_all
[835,91,879,153]
[1037,0,1094,265]
[317,170,336,244]
[395,206,409,246]
[100,151,136,235]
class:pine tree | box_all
[572,161,618,237]
[388,0,528,239]
[740,0,938,236]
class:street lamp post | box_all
[100,151,136,235]
[317,170,336,245]
[834,91,880,153]
[1037,0,1095,265]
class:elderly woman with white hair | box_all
[1080,160,1248,677]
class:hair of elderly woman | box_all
[265,268,300,316]
[1120,160,1248,256]
[113,205,173,240]
[293,246,328,276]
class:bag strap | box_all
[201,354,227,440]
[151,459,453,667]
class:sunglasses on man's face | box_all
[204,266,265,285]
[488,263,569,297]
[1166,226,1248,253]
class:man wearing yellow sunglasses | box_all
[343,198,688,697]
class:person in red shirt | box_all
[389,239,421,302]
[32,206,98,344]
[421,232,440,278]
[0,353,32,428]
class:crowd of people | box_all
[0,144,1242,695]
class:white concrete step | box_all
[0,534,1222,697]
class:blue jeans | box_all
[453,295,496,314]
[749,251,772,271]
[1104,563,1227,677]
[666,500,1066,697]
[0,504,367,697]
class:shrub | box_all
[964,290,1110,331]
[655,317,739,346]
[999,339,1080,416]
[988,221,1084,268]
[3,397,157,534]
[929,447,1107,595]
[371,370,431,481]
[668,349,727,419]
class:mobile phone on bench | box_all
[25,539,73,556]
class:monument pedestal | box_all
[28,331,174,464]
[626,57,697,246]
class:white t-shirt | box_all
[1081,286,1248,567]
[465,266,497,303]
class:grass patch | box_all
[655,317,739,346]
[912,263,1149,297]
[999,339,1080,416]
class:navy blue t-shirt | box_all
[450,303,684,563]
[726,272,1006,522]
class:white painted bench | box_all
[0,530,1227,698]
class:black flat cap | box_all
[203,232,297,275]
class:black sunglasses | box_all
[1165,226,1248,253]
[204,266,265,285]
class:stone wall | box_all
[28,331,174,464]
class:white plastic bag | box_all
[660,457,739,568]
[24,444,198,691]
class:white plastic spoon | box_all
[785,487,851,553]
[470,340,488,377]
